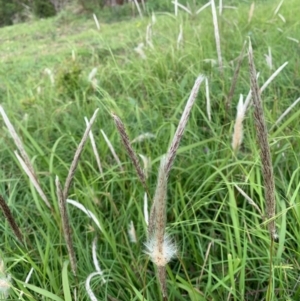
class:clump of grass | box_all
[1,1,300,300]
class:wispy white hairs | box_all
[0,259,11,299]
[145,234,177,267]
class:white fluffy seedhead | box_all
[231,94,245,152]
[0,259,11,299]
[145,234,177,267]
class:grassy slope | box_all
[0,1,300,300]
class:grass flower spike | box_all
[232,94,246,152]
[248,40,277,240]
[146,157,176,299]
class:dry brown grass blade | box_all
[248,40,277,240]
[0,195,24,244]
[56,176,77,276]
[112,113,147,191]
[63,108,99,200]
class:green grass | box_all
[0,0,300,300]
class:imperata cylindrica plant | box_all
[145,156,177,299]
[145,75,204,299]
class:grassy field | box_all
[0,0,300,300]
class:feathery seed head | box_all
[0,259,11,299]
[145,234,177,267]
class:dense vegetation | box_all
[0,0,300,300]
